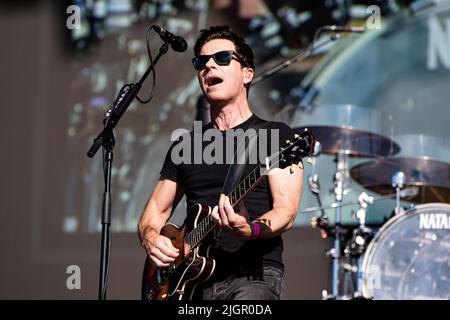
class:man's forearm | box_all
[230,206,297,240]
[252,205,297,239]
[138,200,171,243]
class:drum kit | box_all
[294,125,450,300]
[281,1,450,300]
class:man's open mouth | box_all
[206,76,223,86]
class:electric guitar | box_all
[141,128,315,300]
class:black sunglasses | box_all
[192,50,248,71]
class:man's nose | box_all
[204,56,217,69]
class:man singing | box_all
[138,25,303,300]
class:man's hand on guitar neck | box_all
[211,194,253,239]
[210,165,303,240]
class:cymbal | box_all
[350,157,450,204]
[293,125,400,157]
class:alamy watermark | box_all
[170,121,281,166]
[66,265,81,290]
[66,5,81,30]
[366,5,382,30]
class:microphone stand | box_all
[251,32,341,86]
[87,40,170,300]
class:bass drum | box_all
[361,203,450,299]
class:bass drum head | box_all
[362,203,450,299]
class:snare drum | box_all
[361,203,450,299]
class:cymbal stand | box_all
[324,151,349,299]
[392,171,405,215]
[308,142,330,237]
[351,192,374,298]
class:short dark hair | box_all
[194,25,255,70]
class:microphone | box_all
[322,25,365,33]
[152,25,188,52]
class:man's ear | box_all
[243,67,254,85]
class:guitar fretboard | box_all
[182,128,313,251]
[184,165,266,249]
[228,165,265,207]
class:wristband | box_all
[251,221,261,240]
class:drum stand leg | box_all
[331,207,342,298]
[328,152,348,299]
[352,192,374,298]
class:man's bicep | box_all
[268,166,303,211]
[151,178,184,216]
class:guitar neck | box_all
[228,165,266,207]
[184,128,314,250]
[185,165,266,249]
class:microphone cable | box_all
[136,25,157,104]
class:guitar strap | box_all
[221,120,270,195]
[215,119,271,240]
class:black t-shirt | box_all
[160,114,295,275]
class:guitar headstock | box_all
[277,128,316,170]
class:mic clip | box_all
[152,25,188,52]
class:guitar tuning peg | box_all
[294,134,299,138]
[290,164,294,174]
[298,161,304,170]
[307,157,313,164]
[285,140,291,144]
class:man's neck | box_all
[209,95,253,131]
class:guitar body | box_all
[141,203,216,300]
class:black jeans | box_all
[197,265,284,300]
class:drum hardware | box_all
[307,141,328,231]
[360,203,450,299]
[294,125,401,300]
[340,261,358,273]
[289,2,450,299]
[350,157,450,204]
[354,192,373,226]
[408,0,436,14]
[251,28,342,86]
[345,226,373,257]
[391,171,405,215]
[330,192,376,300]
[349,158,450,299]
[307,141,322,195]
[294,126,401,158]
[310,215,330,239]
[350,192,374,298]
[302,187,419,215]
[318,150,353,300]
[308,140,333,240]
